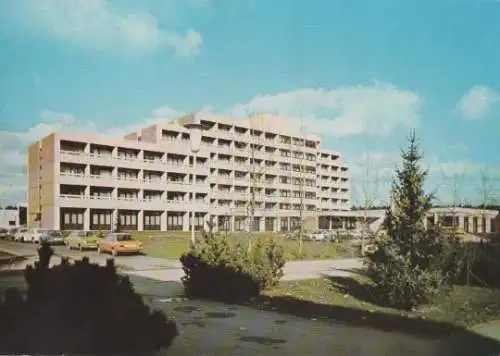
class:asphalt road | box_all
[0,239,363,281]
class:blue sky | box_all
[0,0,499,206]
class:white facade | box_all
[27,113,351,232]
[0,209,19,229]
[324,207,499,235]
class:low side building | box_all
[0,208,20,229]
[316,207,499,235]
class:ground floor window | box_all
[280,217,289,232]
[90,209,112,231]
[265,217,275,232]
[167,212,183,231]
[473,217,478,233]
[60,208,84,230]
[252,217,260,232]
[234,216,246,231]
[218,215,231,231]
[188,213,205,231]
[144,211,162,231]
[118,210,138,231]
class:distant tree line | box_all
[351,204,500,212]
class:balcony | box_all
[213,176,233,185]
[60,150,86,164]
[165,160,188,174]
[165,180,190,191]
[213,160,233,170]
[233,177,250,185]
[59,194,88,209]
[213,144,231,154]
[87,152,115,166]
[141,157,164,170]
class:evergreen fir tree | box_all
[366,131,445,309]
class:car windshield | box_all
[116,234,133,241]
[48,230,61,237]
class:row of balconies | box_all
[193,132,318,152]
[60,151,333,177]
[59,171,340,192]
[60,142,342,168]
[59,192,348,206]
[58,193,348,214]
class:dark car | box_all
[41,230,65,245]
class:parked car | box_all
[41,230,65,245]
[0,228,8,239]
[23,228,50,243]
[13,228,28,242]
[6,227,19,240]
[97,232,143,256]
[66,231,102,250]
[305,230,327,241]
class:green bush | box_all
[0,242,178,355]
[442,242,500,288]
[180,220,286,302]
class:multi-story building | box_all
[27,113,351,232]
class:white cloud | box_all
[455,85,499,119]
[6,0,203,57]
[229,81,423,137]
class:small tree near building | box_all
[365,131,446,309]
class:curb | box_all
[470,319,500,333]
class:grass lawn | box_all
[254,276,500,329]
[132,231,359,261]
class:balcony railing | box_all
[117,196,140,201]
[60,150,85,156]
[60,194,86,199]
[142,158,163,164]
[89,195,113,200]
[142,197,163,202]
[89,152,113,159]
[116,155,139,161]
[60,171,85,177]
[117,176,140,182]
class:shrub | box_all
[180,220,286,302]
[0,242,178,355]
[443,242,500,288]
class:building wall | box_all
[0,209,19,228]
[40,134,57,229]
[27,142,40,228]
[27,113,352,232]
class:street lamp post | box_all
[184,113,203,246]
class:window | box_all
[234,217,246,231]
[144,214,161,226]
[167,213,183,230]
[62,211,84,228]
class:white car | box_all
[13,228,28,242]
[306,230,327,241]
[23,228,50,243]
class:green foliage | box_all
[180,219,286,302]
[0,242,177,355]
[365,131,449,309]
[444,242,500,288]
